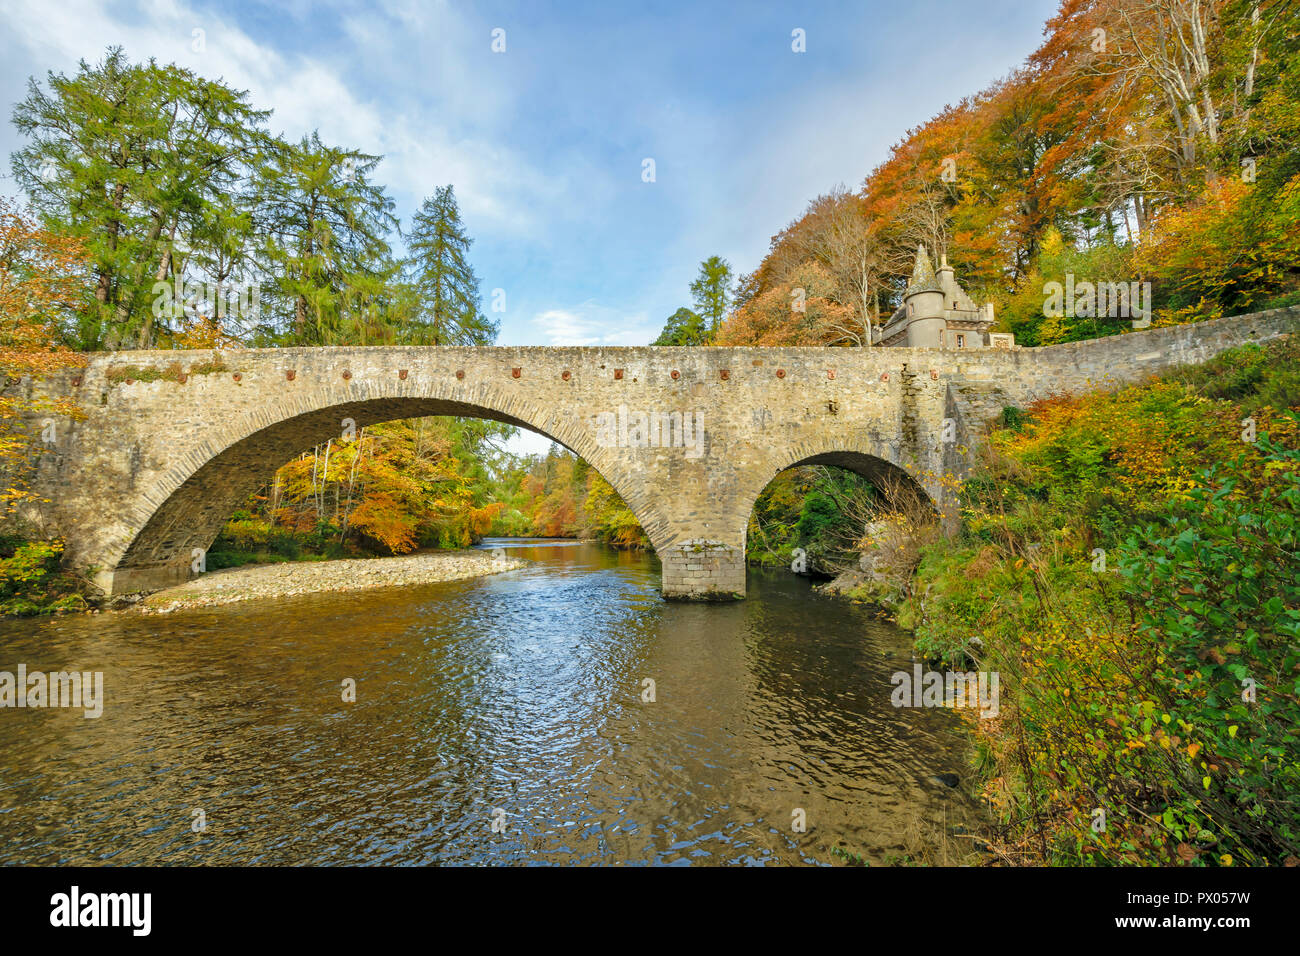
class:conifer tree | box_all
[10,47,268,348]
[254,131,396,345]
[402,185,497,345]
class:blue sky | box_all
[0,0,1058,452]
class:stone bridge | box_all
[15,306,1297,600]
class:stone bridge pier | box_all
[13,306,1296,600]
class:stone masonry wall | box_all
[12,305,1296,600]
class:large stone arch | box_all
[97,379,662,596]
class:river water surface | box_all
[0,539,982,865]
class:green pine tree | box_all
[690,255,733,335]
[253,131,397,345]
[10,46,269,348]
[401,185,498,345]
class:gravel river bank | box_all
[131,550,527,613]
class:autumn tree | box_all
[718,260,860,347]
[0,198,90,523]
[719,188,888,346]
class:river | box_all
[0,539,984,865]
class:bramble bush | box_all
[1116,432,1300,865]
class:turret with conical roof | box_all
[902,243,945,334]
[874,242,1009,349]
[906,243,941,295]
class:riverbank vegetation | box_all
[207,417,512,568]
[0,200,90,614]
[0,536,88,617]
[205,423,653,568]
[890,337,1300,865]
[746,467,879,572]
[487,449,651,549]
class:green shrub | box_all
[897,345,1300,864]
[1116,430,1300,864]
[0,537,88,616]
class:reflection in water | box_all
[0,540,982,865]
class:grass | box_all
[105,359,229,385]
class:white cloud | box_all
[530,304,655,346]
[0,0,587,239]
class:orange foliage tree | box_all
[0,198,90,523]
[719,0,1298,350]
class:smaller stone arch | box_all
[754,449,938,519]
[743,432,940,529]
[731,443,940,589]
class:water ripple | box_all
[0,541,980,865]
